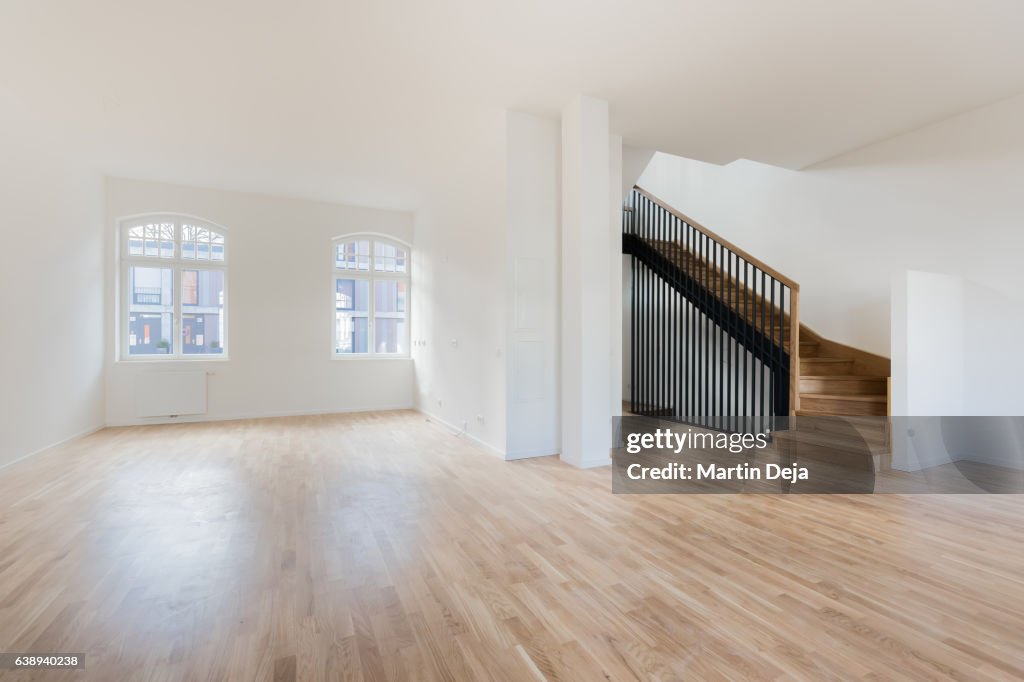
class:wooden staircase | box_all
[624,185,891,422]
[796,327,890,417]
[637,238,890,418]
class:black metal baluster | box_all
[718,241,725,427]
[631,252,636,413]
[629,201,635,414]
[781,285,788,419]
[640,198,646,414]
[731,251,737,428]
[645,200,651,415]
[696,231,704,419]
[652,202,658,415]
[711,241,718,428]
[760,270,766,432]
[769,275,776,423]
[659,204,667,411]
[742,259,748,420]
[686,222,692,419]
[671,216,678,419]
[666,213,672,418]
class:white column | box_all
[561,96,613,468]
[505,111,561,460]
[609,134,623,418]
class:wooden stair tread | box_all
[774,428,888,454]
[800,375,887,381]
[793,411,889,424]
[800,393,886,402]
[646,239,794,351]
[796,407,887,415]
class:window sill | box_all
[331,354,411,361]
[116,355,231,364]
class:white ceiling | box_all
[4,0,1024,209]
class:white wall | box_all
[104,178,415,426]
[505,112,561,459]
[962,280,1024,416]
[414,105,622,462]
[891,270,1024,471]
[410,110,509,455]
[891,271,965,417]
[638,93,1024,357]
[0,98,105,468]
[893,270,1024,417]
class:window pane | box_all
[182,270,197,305]
[128,266,174,355]
[374,280,407,314]
[336,240,370,271]
[374,280,407,354]
[128,222,174,258]
[128,225,145,256]
[336,278,369,312]
[160,224,175,257]
[374,242,407,273]
[182,224,225,261]
[211,232,225,261]
[144,224,159,257]
[335,278,369,353]
[374,317,407,354]
[336,315,368,354]
[182,270,225,355]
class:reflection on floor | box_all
[1,410,1022,680]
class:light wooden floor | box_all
[1,411,1023,681]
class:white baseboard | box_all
[0,423,106,472]
[565,455,613,469]
[105,403,415,428]
[417,409,506,459]
[505,447,559,461]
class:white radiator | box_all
[135,371,208,418]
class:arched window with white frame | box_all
[333,234,409,356]
[119,215,228,359]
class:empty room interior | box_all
[3,1,1024,680]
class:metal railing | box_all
[623,187,800,432]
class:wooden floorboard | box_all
[0,410,1022,681]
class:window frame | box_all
[331,233,411,359]
[117,214,229,362]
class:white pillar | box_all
[609,134,623,418]
[561,96,613,468]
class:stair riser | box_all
[800,359,855,375]
[800,378,886,395]
[799,342,820,356]
[799,396,887,416]
[792,418,889,445]
[771,442,877,471]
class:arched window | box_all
[333,235,409,356]
[119,215,227,359]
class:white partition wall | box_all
[560,96,614,468]
[891,269,1024,470]
[505,112,562,459]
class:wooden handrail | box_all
[634,185,800,291]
